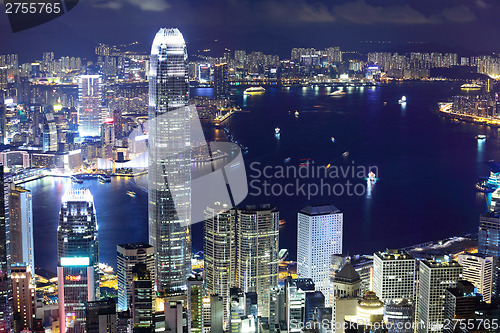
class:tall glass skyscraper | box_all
[0,166,12,332]
[57,189,99,333]
[78,74,102,137]
[148,28,191,291]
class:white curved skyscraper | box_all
[148,28,191,291]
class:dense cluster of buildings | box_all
[1,28,500,333]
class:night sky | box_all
[0,0,499,60]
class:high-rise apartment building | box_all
[373,249,415,304]
[416,257,462,333]
[213,63,228,99]
[148,27,191,291]
[78,74,102,137]
[457,253,494,303]
[297,205,343,305]
[116,243,154,312]
[8,185,34,272]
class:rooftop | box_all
[299,204,341,216]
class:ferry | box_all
[244,86,265,94]
[329,90,346,97]
[461,83,481,90]
[476,134,486,140]
[71,175,83,184]
[127,191,136,197]
[98,174,111,183]
[398,96,407,104]
[368,171,376,182]
[294,111,299,118]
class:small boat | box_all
[127,191,136,197]
[299,158,311,167]
[98,174,111,183]
[279,219,286,226]
[331,137,335,143]
[71,176,83,184]
[275,127,280,135]
[284,157,291,163]
[326,164,331,169]
[294,111,299,118]
[476,134,486,140]
[329,90,346,97]
[342,151,349,157]
[398,96,407,104]
[368,171,376,181]
[383,101,388,106]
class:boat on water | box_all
[294,111,299,118]
[299,158,311,167]
[98,174,111,183]
[383,101,388,106]
[329,90,346,97]
[284,157,291,163]
[244,86,265,94]
[342,151,349,157]
[127,191,136,197]
[331,137,335,143]
[461,83,481,90]
[71,175,83,184]
[368,171,376,182]
[275,127,280,135]
[476,134,486,140]
[279,219,286,227]
[398,96,407,104]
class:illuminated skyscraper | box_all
[297,205,343,306]
[8,185,34,272]
[458,253,494,303]
[373,249,415,304]
[234,204,279,319]
[11,264,35,332]
[0,166,12,332]
[78,75,102,137]
[416,257,462,333]
[213,63,228,99]
[57,189,99,333]
[203,203,234,326]
[148,28,191,291]
[116,243,154,312]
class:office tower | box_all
[117,243,154,312]
[210,295,224,333]
[285,278,315,332]
[373,249,416,304]
[117,311,132,333]
[43,113,57,152]
[417,257,462,333]
[213,63,228,99]
[235,205,279,319]
[148,27,191,292]
[113,109,123,138]
[297,205,343,305]
[58,257,96,333]
[101,119,115,159]
[203,203,234,325]
[443,280,480,333]
[78,74,102,137]
[8,185,34,272]
[0,166,12,333]
[187,274,203,333]
[85,299,117,333]
[164,301,183,332]
[131,264,154,331]
[57,189,99,295]
[11,264,35,333]
[229,288,245,333]
[457,253,494,303]
[331,262,361,333]
[384,299,414,333]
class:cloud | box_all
[441,5,476,22]
[331,0,476,25]
[475,0,488,8]
[260,0,335,24]
[90,0,170,11]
